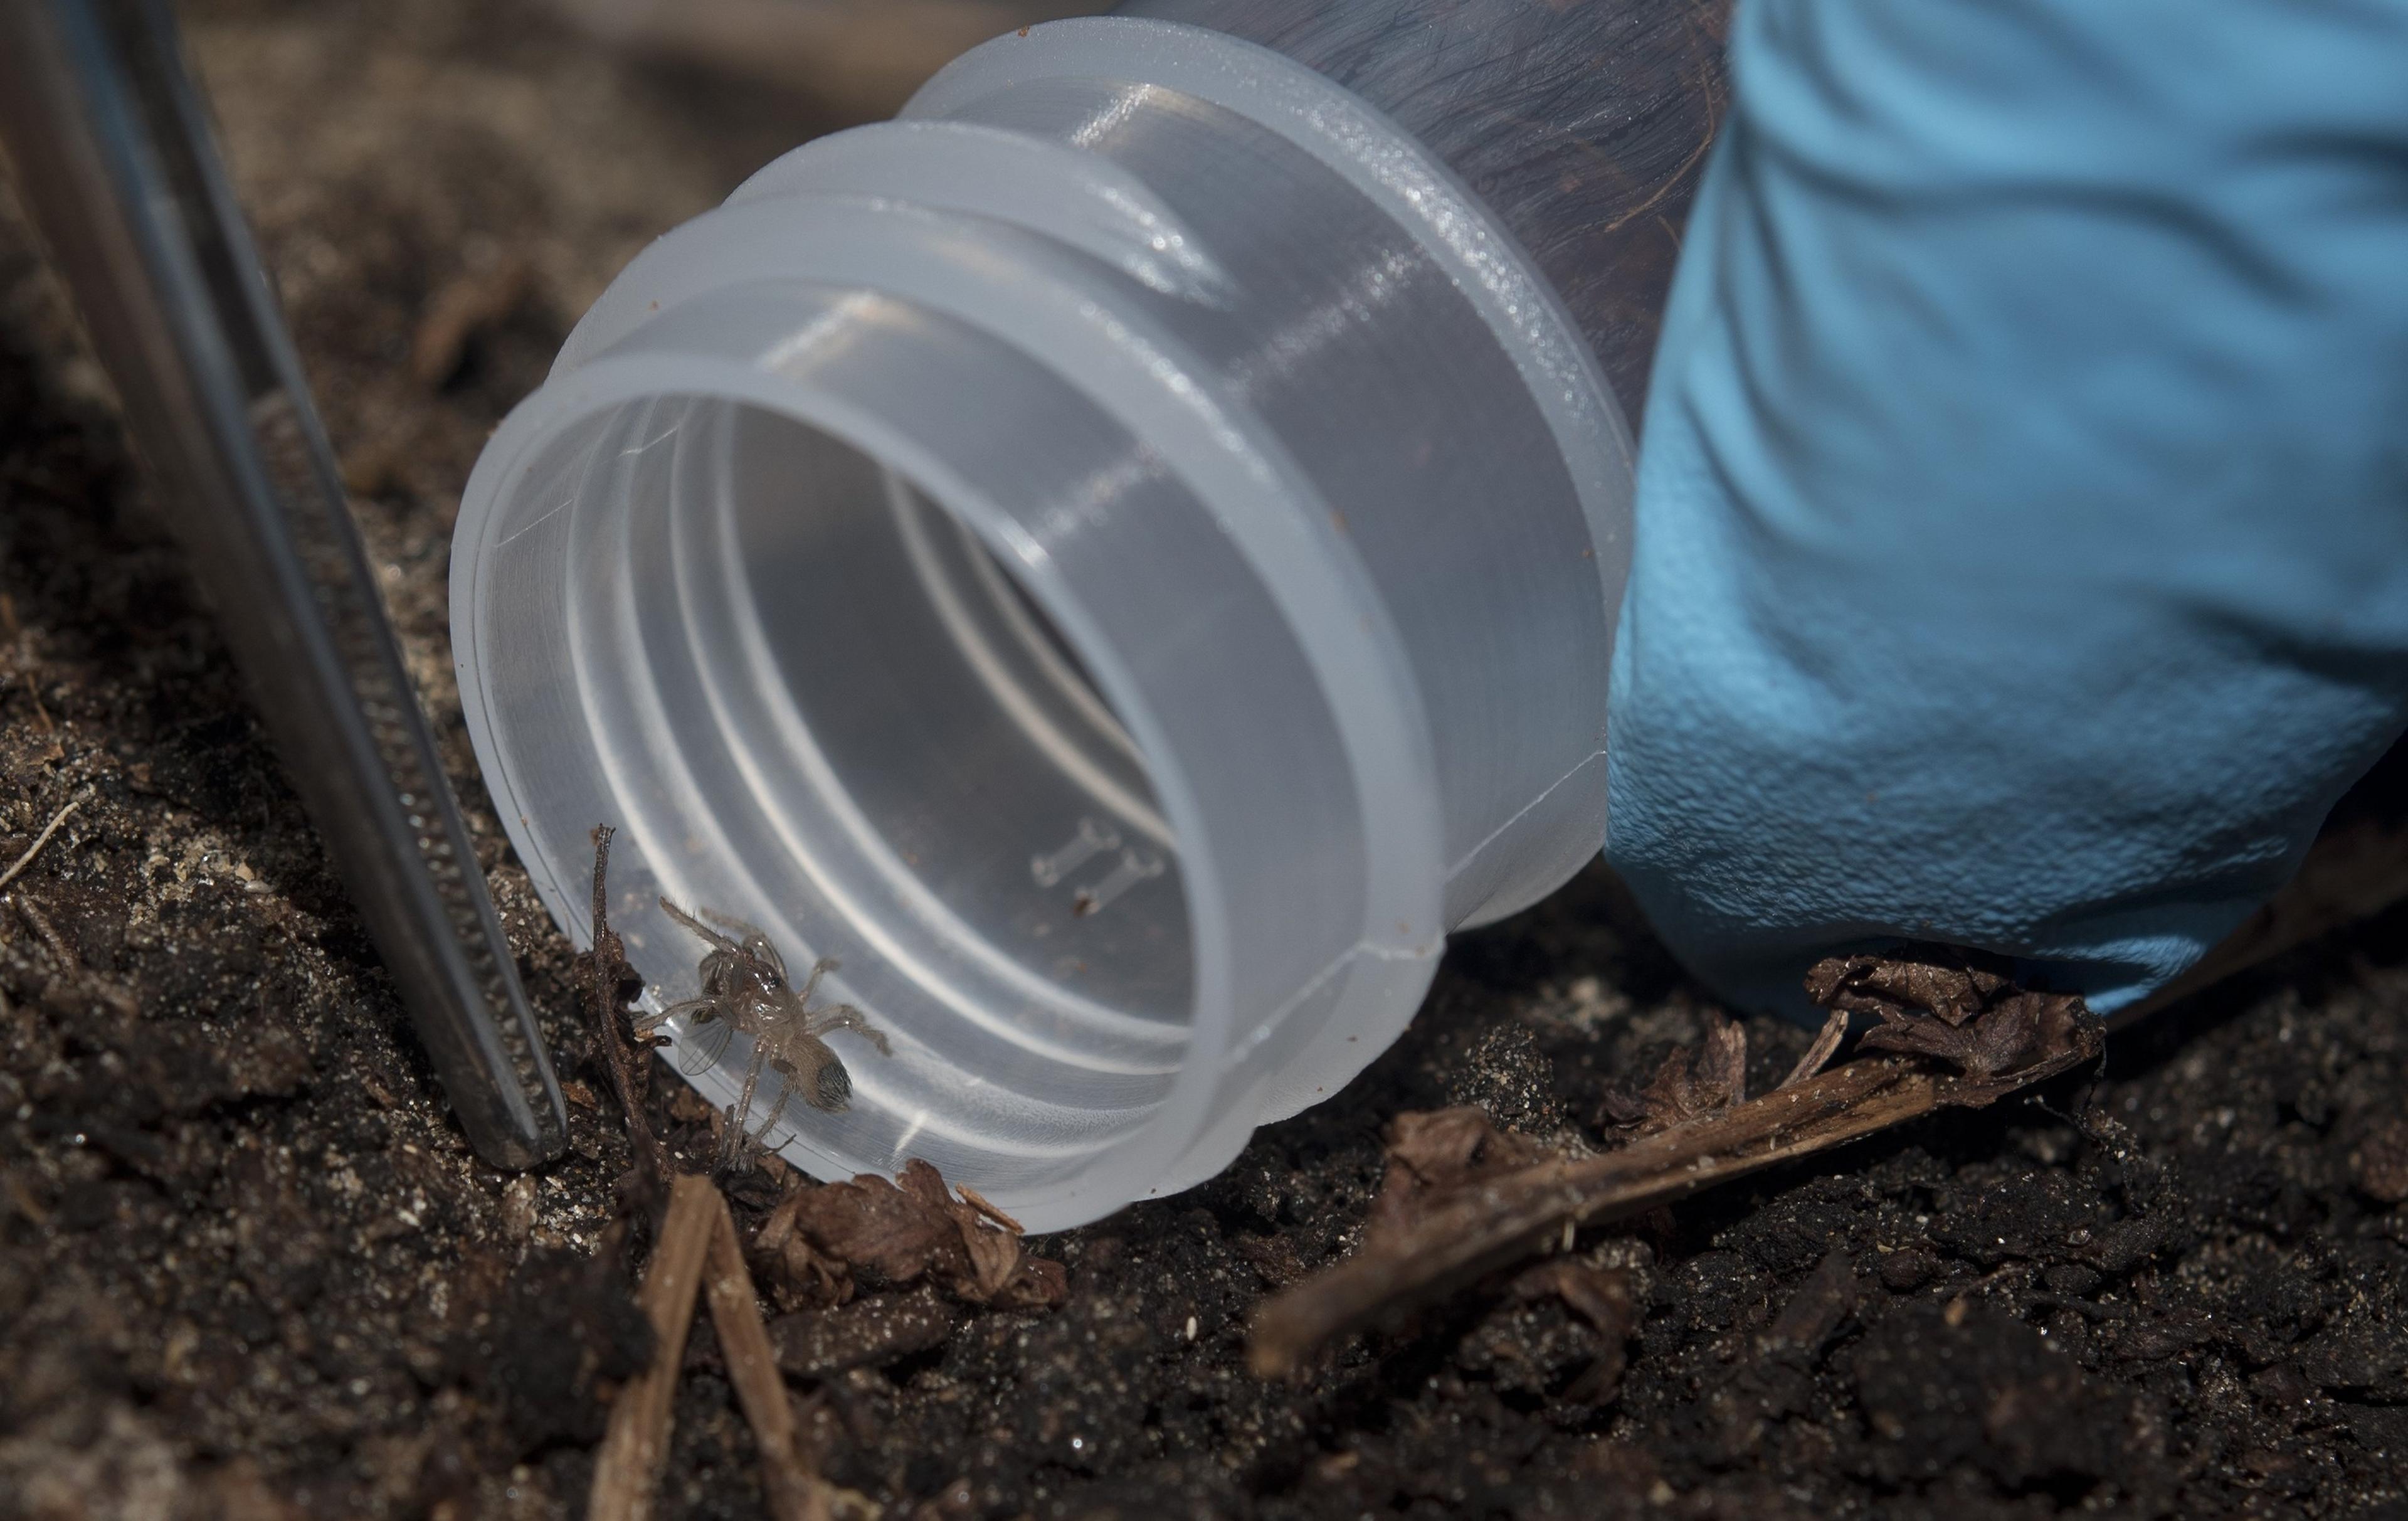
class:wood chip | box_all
[771,1285,958,1380]
[1778,1007,1850,1091]
[589,1175,718,1521]
[704,1189,834,1521]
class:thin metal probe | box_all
[0,0,567,1167]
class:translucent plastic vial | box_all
[453,4,1721,1229]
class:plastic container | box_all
[452,7,1718,1229]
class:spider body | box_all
[640,898,892,1163]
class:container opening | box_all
[491,393,1198,1192]
[709,402,1188,1015]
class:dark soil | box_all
[3,4,2404,1518]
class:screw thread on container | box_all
[453,11,1708,1229]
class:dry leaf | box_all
[1802,950,2007,1027]
[790,1167,960,1283]
[761,1160,1068,1312]
[1512,1259,1639,1404]
[1603,1009,1749,1133]
[1811,950,2096,1087]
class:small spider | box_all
[637,898,892,1165]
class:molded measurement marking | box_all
[1072,849,1164,918]
[1031,817,1119,887]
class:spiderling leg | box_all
[719,1034,771,1172]
[747,1083,790,1153]
[807,1002,892,1056]
[792,956,839,1005]
[658,897,747,958]
[634,995,722,1043]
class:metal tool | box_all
[0,0,568,1168]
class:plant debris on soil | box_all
[1248,951,2105,1379]
[3,4,2407,1519]
[757,1162,1068,1316]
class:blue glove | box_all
[1605,0,2408,1020]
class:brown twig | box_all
[589,825,670,1205]
[589,1175,719,1521]
[703,1190,835,1521]
[1249,1025,2100,1379]
[0,794,82,893]
[14,894,75,968]
[2125,795,2408,1022]
[1777,1006,1849,1090]
[954,1183,1023,1236]
[1247,745,2408,1379]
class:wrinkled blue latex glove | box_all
[1605,0,2408,1020]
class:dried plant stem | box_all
[954,1184,1023,1236]
[704,1190,834,1521]
[1777,1007,1849,1090]
[21,673,53,733]
[1250,1038,2098,1378]
[589,825,670,1204]
[591,1175,719,1521]
[0,795,81,893]
[2126,801,2408,1022]
[1249,753,2408,1379]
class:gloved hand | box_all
[1605,0,2408,1020]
